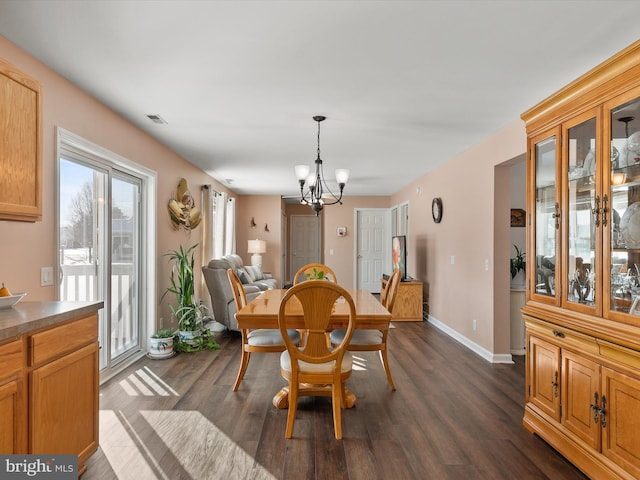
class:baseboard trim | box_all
[427,314,514,364]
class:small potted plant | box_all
[163,244,219,353]
[510,244,526,288]
[305,267,330,281]
[149,328,175,359]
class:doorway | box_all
[289,214,321,281]
[355,209,390,292]
[57,128,156,379]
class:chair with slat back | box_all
[278,281,356,439]
[330,268,401,390]
[227,269,301,391]
[293,263,338,284]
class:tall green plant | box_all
[162,243,219,353]
[164,244,203,331]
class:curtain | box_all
[200,185,214,309]
[225,197,236,255]
[213,192,227,258]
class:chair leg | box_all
[379,347,396,391]
[339,380,348,408]
[232,348,251,392]
[285,380,298,439]
[332,383,343,440]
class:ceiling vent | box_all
[146,114,167,124]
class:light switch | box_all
[330,249,334,256]
[41,267,54,286]
[450,255,455,265]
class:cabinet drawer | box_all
[0,339,23,381]
[29,315,97,366]
[525,316,599,355]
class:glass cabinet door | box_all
[565,116,597,310]
[608,94,640,319]
[532,133,559,302]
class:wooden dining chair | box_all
[293,263,338,284]
[227,269,301,392]
[278,281,356,439]
[330,268,401,390]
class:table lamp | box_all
[247,239,266,268]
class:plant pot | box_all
[511,270,526,289]
[149,335,175,359]
[178,329,202,346]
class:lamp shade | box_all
[335,169,350,185]
[247,239,266,254]
[295,165,310,181]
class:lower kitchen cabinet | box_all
[0,302,101,476]
[0,339,26,454]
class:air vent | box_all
[146,114,167,124]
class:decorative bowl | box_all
[0,293,26,309]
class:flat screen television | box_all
[392,235,407,281]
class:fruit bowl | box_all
[0,293,26,309]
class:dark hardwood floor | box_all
[84,321,588,480]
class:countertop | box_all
[0,301,104,342]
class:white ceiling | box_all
[0,1,639,198]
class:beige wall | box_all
[0,36,232,331]
[235,195,284,280]
[391,120,526,356]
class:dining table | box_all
[235,288,392,409]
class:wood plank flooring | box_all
[83,322,588,480]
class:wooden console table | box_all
[381,277,423,321]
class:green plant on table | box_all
[305,268,329,281]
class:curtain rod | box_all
[201,184,220,195]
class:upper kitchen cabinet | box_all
[0,58,42,222]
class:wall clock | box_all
[432,197,443,223]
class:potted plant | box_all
[510,244,526,288]
[305,267,330,281]
[163,244,219,352]
[149,328,175,359]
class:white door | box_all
[356,209,389,292]
[290,215,321,282]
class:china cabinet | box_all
[522,40,640,480]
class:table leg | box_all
[272,385,357,409]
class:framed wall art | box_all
[511,208,526,227]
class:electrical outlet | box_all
[450,255,455,265]
[473,319,477,331]
[485,259,489,271]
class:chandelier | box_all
[295,115,350,215]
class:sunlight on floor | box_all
[99,409,276,479]
[118,366,180,396]
[352,354,368,371]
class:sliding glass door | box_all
[59,154,143,372]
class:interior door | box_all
[356,209,389,292]
[289,215,320,282]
